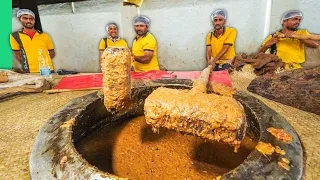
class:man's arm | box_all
[99,50,104,64]
[205,33,212,62]
[210,45,230,65]
[13,50,22,64]
[285,31,319,48]
[49,50,55,58]
[259,35,279,53]
[206,46,212,62]
[134,50,153,64]
[300,39,319,48]
[10,34,22,64]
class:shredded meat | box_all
[101,47,131,112]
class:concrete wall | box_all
[12,0,320,72]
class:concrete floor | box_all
[0,74,319,179]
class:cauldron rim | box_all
[29,83,303,179]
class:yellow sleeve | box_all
[45,34,54,50]
[262,35,273,46]
[99,39,106,50]
[10,34,20,51]
[143,36,156,51]
[206,33,211,46]
[224,29,237,46]
[123,40,128,48]
[297,29,310,35]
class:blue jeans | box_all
[213,63,232,71]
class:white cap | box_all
[106,22,118,31]
[281,10,302,24]
[211,9,227,21]
[17,9,35,19]
[133,15,151,26]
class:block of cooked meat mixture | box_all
[101,47,131,112]
[0,71,8,83]
[144,85,246,152]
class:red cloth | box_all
[24,30,36,39]
[54,70,232,90]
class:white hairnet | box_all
[106,22,118,31]
[17,9,35,19]
[133,15,150,26]
[281,10,302,24]
[211,9,227,21]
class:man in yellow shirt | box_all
[131,15,160,72]
[10,9,55,73]
[259,10,319,70]
[99,22,128,64]
[206,9,237,71]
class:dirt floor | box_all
[0,90,95,179]
[0,73,319,180]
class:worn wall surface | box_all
[11,0,320,72]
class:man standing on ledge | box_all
[259,10,318,70]
[131,15,160,72]
[10,9,55,73]
[206,9,237,71]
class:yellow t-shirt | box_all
[10,30,54,73]
[99,38,128,50]
[206,27,237,64]
[132,32,160,72]
[262,30,310,69]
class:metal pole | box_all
[18,0,42,32]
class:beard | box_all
[287,24,299,31]
[135,30,145,35]
[214,25,222,30]
[23,22,34,29]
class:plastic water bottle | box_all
[38,49,52,79]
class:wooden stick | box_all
[44,87,102,94]
[190,65,212,93]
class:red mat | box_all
[54,70,232,90]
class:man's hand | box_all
[208,57,216,69]
[265,35,280,47]
[259,35,280,53]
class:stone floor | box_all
[0,74,319,180]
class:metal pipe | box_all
[71,2,76,13]
[263,0,273,38]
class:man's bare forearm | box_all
[13,51,22,64]
[206,46,212,61]
[99,51,104,64]
[134,55,152,64]
[49,50,56,58]
[258,45,269,53]
[300,39,319,48]
[213,45,230,63]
